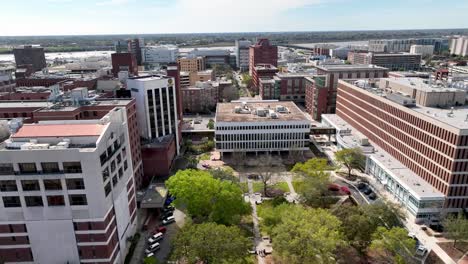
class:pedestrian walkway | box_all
[247,180,267,264]
[282,174,299,203]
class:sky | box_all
[1,0,468,36]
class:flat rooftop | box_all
[13,124,105,138]
[316,64,387,71]
[322,114,444,199]
[386,77,463,92]
[216,101,308,122]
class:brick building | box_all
[111,53,138,77]
[251,64,278,92]
[249,39,278,76]
[13,45,47,72]
[348,51,422,71]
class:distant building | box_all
[180,71,190,88]
[450,36,468,56]
[13,45,46,72]
[142,45,179,65]
[347,51,421,71]
[249,39,278,76]
[114,40,129,53]
[189,70,215,86]
[235,40,252,72]
[215,101,310,155]
[329,46,350,59]
[177,56,205,73]
[259,73,311,103]
[182,81,218,113]
[305,75,328,120]
[409,45,434,57]
[188,49,231,67]
[369,38,447,53]
[252,64,278,91]
[111,53,138,77]
[127,38,144,66]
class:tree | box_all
[443,213,468,249]
[272,207,345,264]
[241,73,253,88]
[335,148,366,178]
[292,158,332,207]
[209,167,238,183]
[207,119,215,129]
[165,169,250,225]
[172,222,250,264]
[252,154,276,196]
[369,227,416,264]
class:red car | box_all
[328,184,340,191]
[152,226,167,234]
[340,186,351,195]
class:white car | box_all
[416,245,427,256]
[407,232,417,239]
[148,232,163,244]
[145,242,160,254]
[146,252,155,258]
[162,215,175,225]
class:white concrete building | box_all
[410,45,434,57]
[235,40,252,72]
[215,101,310,155]
[0,108,137,264]
[141,45,179,65]
[329,46,350,60]
[127,75,180,153]
[450,36,468,56]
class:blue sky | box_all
[1,0,468,36]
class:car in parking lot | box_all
[362,186,373,195]
[146,252,155,258]
[340,186,351,195]
[145,242,161,254]
[160,211,174,220]
[357,182,367,190]
[415,245,427,256]
[152,226,167,234]
[163,205,175,213]
[328,183,340,191]
[162,215,176,225]
[148,232,164,244]
[368,192,377,200]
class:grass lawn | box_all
[239,182,249,193]
[252,182,264,193]
[198,153,211,161]
[292,181,306,193]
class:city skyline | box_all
[1,0,468,36]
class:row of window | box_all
[0,162,82,176]
[3,194,87,208]
[216,132,309,142]
[0,179,84,192]
[217,124,309,131]
[100,134,125,166]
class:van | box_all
[148,232,163,244]
[162,215,175,225]
[145,242,160,254]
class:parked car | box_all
[415,245,427,256]
[407,232,417,239]
[340,186,351,195]
[160,211,174,220]
[146,252,155,258]
[328,183,340,191]
[248,174,260,180]
[152,226,167,234]
[162,216,176,225]
[363,187,373,195]
[145,242,161,254]
[165,197,175,206]
[163,206,174,213]
[148,232,163,244]
[255,199,263,205]
[357,182,367,190]
[368,192,377,200]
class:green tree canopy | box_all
[208,167,238,183]
[369,227,416,264]
[272,207,345,264]
[172,222,250,264]
[165,169,250,224]
[292,158,332,207]
[443,213,468,248]
[335,148,366,177]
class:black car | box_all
[363,187,373,195]
[160,211,174,220]
[368,192,377,200]
[357,182,367,190]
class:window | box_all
[116,153,122,164]
[112,176,118,186]
[0,163,14,175]
[47,195,65,206]
[69,194,87,206]
[3,196,21,207]
[44,179,62,190]
[104,182,112,197]
[25,196,43,207]
[21,180,40,191]
[118,168,123,179]
[102,167,110,182]
[100,152,108,165]
[110,160,116,172]
[66,178,85,190]
[0,180,17,192]
[122,147,127,158]
[123,160,128,171]
[18,163,37,174]
[41,162,60,174]
[63,162,82,173]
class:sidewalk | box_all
[247,180,268,264]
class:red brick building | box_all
[111,53,138,77]
[249,39,278,76]
[251,64,278,93]
[305,76,329,120]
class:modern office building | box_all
[111,53,138,77]
[127,76,180,178]
[0,109,137,264]
[329,46,350,59]
[249,39,278,75]
[369,38,447,53]
[215,101,310,155]
[450,36,468,57]
[235,40,252,72]
[348,51,421,71]
[188,49,231,67]
[141,45,179,65]
[127,38,144,66]
[409,45,434,57]
[327,77,468,217]
[177,56,205,73]
[306,64,388,120]
[114,40,129,53]
[13,46,47,72]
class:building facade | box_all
[334,78,468,215]
[111,53,138,78]
[177,57,205,73]
[0,110,137,264]
[142,45,179,65]
[450,36,468,57]
[181,82,218,114]
[249,39,278,75]
[348,52,422,71]
[251,64,278,91]
[369,38,447,53]
[215,101,310,155]
[409,45,434,57]
[127,38,144,66]
[235,40,252,72]
[305,76,328,121]
[13,46,47,72]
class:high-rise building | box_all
[235,40,252,72]
[127,76,180,178]
[347,51,421,71]
[249,39,278,76]
[450,36,468,57]
[251,64,278,91]
[114,40,129,53]
[111,53,138,77]
[177,56,205,73]
[13,46,47,72]
[142,45,179,65]
[369,38,447,53]
[127,38,144,66]
[325,77,468,218]
[0,109,137,264]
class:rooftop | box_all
[316,64,387,71]
[12,124,105,138]
[216,101,308,123]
